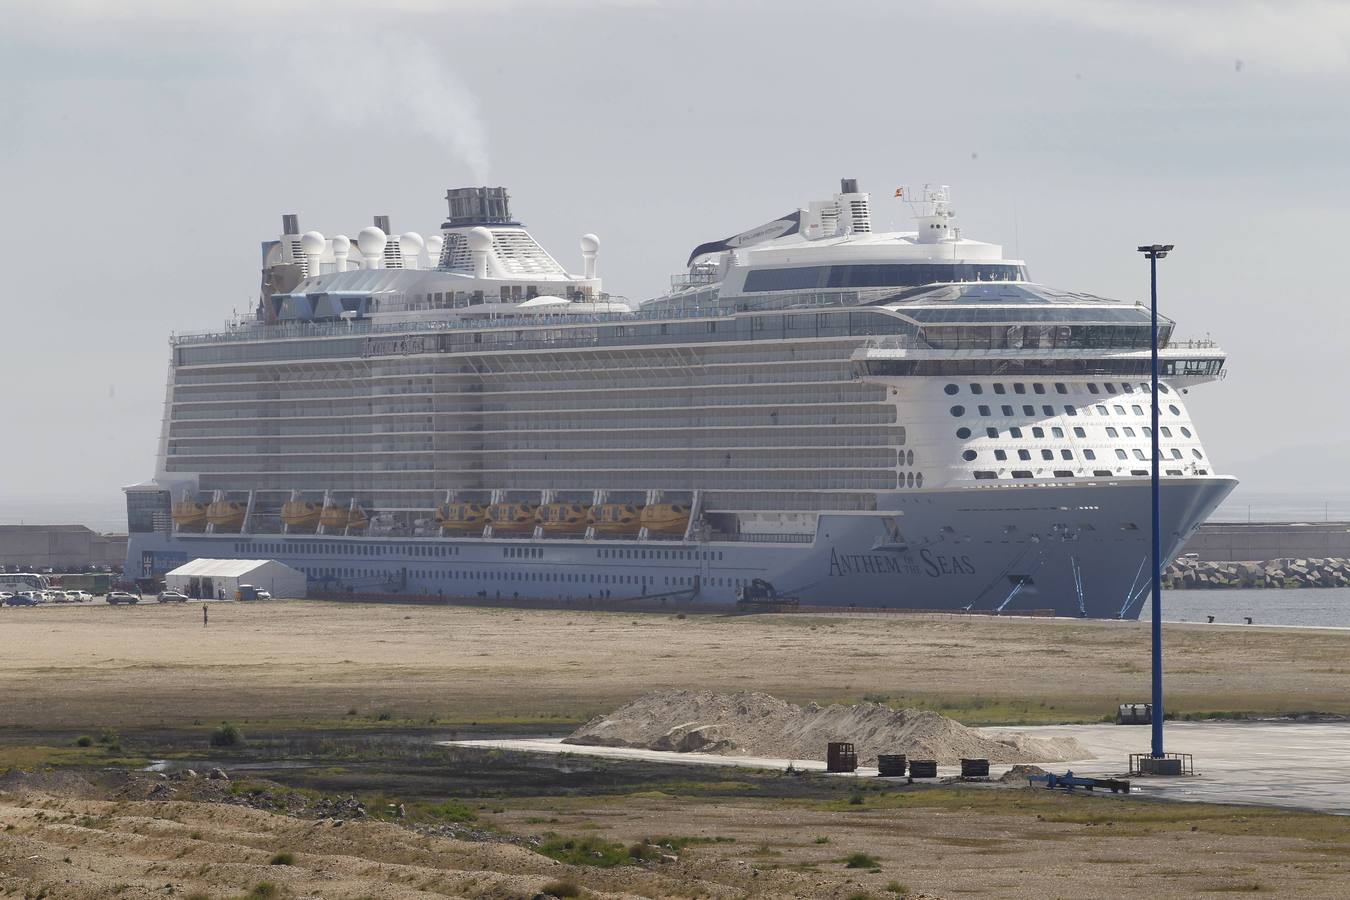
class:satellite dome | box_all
[299,231,326,255]
[399,231,425,255]
[425,233,444,257]
[357,226,387,256]
[580,233,600,253]
[467,226,493,252]
[331,234,351,254]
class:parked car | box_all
[47,590,72,603]
[253,589,272,600]
[5,592,40,606]
[105,591,140,605]
[157,590,189,603]
[0,591,12,603]
[67,590,93,602]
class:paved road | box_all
[448,720,1350,815]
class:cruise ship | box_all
[124,180,1234,617]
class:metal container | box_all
[826,741,858,773]
[960,758,990,778]
[876,754,907,777]
[909,759,938,778]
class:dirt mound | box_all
[564,690,1087,765]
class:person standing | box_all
[203,604,208,627]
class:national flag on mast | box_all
[894,187,905,198]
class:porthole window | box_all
[907,450,914,465]
[1033,383,1046,395]
[1181,426,1192,437]
[1054,383,1067,394]
[950,405,965,417]
[1013,383,1027,394]
[1087,383,1100,394]
[1160,426,1172,437]
[970,384,984,395]
[986,427,999,438]
[1169,405,1181,415]
[956,427,972,439]
[1159,384,1171,394]
[978,405,991,416]
[962,450,978,462]
[944,384,959,395]
[993,383,1006,395]
[1018,449,1032,461]
[1041,449,1054,460]
[915,473,923,488]
[1009,426,1023,438]
[994,449,1008,461]
[1084,449,1097,460]
[1073,426,1086,437]
[908,472,916,487]
[1193,449,1204,459]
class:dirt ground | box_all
[0,600,1347,728]
[1,600,1348,898]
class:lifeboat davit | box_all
[171,499,207,531]
[537,502,591,534]
[436,502,488,533]
[588,503,643,535]
[281,500,322,531]
[206,500,246,532]
[640,503,691,536]
[321,505,368,531]
[486,501,537,533]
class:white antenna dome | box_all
[299,230,326,255]
[425,233,444,264]
[467,226,493,252]
[399,231,425,258]
[357,226,387,255]
[579,233,600,254]
[331,234,351,255]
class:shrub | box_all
[75,736,94,748]
[540,879,581,898]
[423,799,475,822]
[844,852,880,869]
[814,836,830,844]
[269,851,294,866]
[886,882,910,896]
[537,834,630,867]
[97,728,119,746]
[209,723,244,747]
[250,883,278,898]
[375,709,393,721]
[848,792,865,805]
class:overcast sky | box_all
[2,0,1348,527]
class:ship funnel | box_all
[373,215,391,234]
[281,214,300,236]
[331,234,351,272]
[580,233,600,279]
[357,226,387,269]
[399,232,425,270]
[467,226,493,279]
[425,233,444,269]
[299,231,325,278]
[836,177,871,234]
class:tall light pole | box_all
[1137,243,1173,758]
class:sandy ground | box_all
[0,600,1348,728]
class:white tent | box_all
[164,558,306,600]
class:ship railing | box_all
[712,532,814,544]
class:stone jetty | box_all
[1164,556,1350,589]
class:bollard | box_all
[1206,615,1214,623]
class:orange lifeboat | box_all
[486,502,537,533]
[321,504,368,531]
[436,502,488,533]
[536,502,591,535]
[281,500,322,531]
[171,499,207,531]
[588,503,643,535]
[640,503,691,536]
[206,500,246,532]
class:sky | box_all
[2,0,1348,529]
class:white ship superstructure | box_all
[125,180,1234,617]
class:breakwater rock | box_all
[1164,556,1350,589]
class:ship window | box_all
[1018,449,1032,461]
[1041,449,1054,460]
[978,405,991,416]
[1143,426,1153,437]
[994,449,1008,460]
[1161,426,1173,437]
[1114,404,1126,415]
[1159,383,1171,394]
[970,383,983,394]
[1009,427,1023,438]
[1054,470,1073,477]
[916,473,924,487]
[1171,448,1183,458]
[950,405,965,417]
[986,427,999,438]
[1193,448,1204,458]
[1012,470,1033,478]
[1032,426,1045,438]
[993,383,1006,394]
[1134,448,1147,460]
[1096,404,1109,415]
[1052,427,1064,437]
[1013,383,1026,394]
[1055,383,1067,394]
[1033,383,1046,394]
[1084,449,1097,460]
[1065,405,1078,416]
[962,450,977,461]
[1123,383,1135,393]
[1131,405,1144,415]
[1170,405,1181,415]
[944,384,959,395]
[907,450,915,465]
[974,471,998,480]
[1073,427,1086,437]
[956,427,972,439]
[1023,405,1035,416]
[1043,405,1054,416]
[1105,383,1118,394]
[1116,449,1128,459]
[1002,405,1014,416]
[1061,449,1074,460]
[1123,427,1136,437]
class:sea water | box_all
[1144,587,1350,629]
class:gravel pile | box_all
[564,690,1087,765]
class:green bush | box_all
[423,799,475,822]
[75,736,94,748]
[537,834,630,867]
[269,851,294,865]
[886,882,910,896]
[209,722,244,747]
[540,879,581,898]
[97,728,119,746]
[844,851,880,869]
[249,883,278,898]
